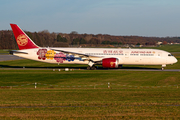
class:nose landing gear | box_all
[161,64,166,71]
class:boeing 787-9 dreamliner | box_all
[10,24,177,70]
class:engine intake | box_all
[102,58,119,68]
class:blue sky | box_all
[0,0,180,37]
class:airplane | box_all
[10,23,178,70]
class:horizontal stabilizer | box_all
[9,50,28,55]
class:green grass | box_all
[159,44,180,52]
[139,44,180,52]
[0,49,9,54]
[0,88,180,119]
[0,70,180,86]
[0,70,180,119]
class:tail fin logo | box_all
[17,34,28,46]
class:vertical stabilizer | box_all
[10,24,39,50]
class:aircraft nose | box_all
[167,57,178,64]
[174,57,178,63]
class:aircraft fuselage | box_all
[13,47,177,66]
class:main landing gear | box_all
[87,65,97,70]
[87,61,97,70]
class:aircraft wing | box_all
[51,48,102,61]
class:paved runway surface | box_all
[0,55,24,61]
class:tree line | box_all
[0,30,180,49]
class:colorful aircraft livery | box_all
[10,24,178,70]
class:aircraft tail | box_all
[10,24,39,50]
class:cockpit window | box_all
[168,54,173,56]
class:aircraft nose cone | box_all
[175,58,178,63]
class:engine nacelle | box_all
[102,58,119,68]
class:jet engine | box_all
[102,58,119,68]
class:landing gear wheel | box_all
[87,66,91,70]
[87,65,97,70]
[161,65,166,71]
[91,65,97,70]
[118,65,123,68]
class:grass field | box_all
[141,44,180,52]
[0,70,180,119]
[0,50,9,54]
